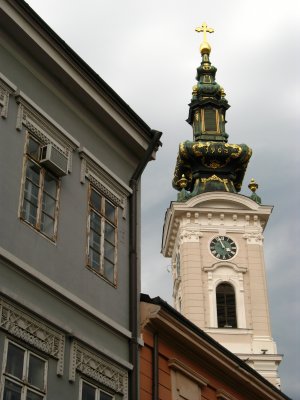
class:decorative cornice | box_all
[162,192,272,258]
[140,302,161,330]
[0,72,17,118]
[243,231,264,245]
[15,91,79,173]
[0,297,65,376]
[179,228,203,243]
[69,340,128,399]
[203,261,247,273]
[80,148,131,218]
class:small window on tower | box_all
[203,75,211,83]
[202,108,219,133]
[216,282,237,328]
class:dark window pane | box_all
[90,189,101,212]
[40,213,54,237]
[6,343,24,379]
[42,193,56,217]
[104,259,114,283]
[27,137,40,160]
[105,222,115,244]
[43,172,57,197]
[216,283,237,328]
[90,211,101,233]
[90,230,101,252]
[100,392,113,400]
[89,248,100,270]
[104,241,115,263]
[26,161,40,185]
[105,201,115,223]
[22,200,38,225]
[28,354,45,389]
[24,180,39,206]
[3,380,22,400]
[82,382,96,400]
[204,109,217,132]
[26,390,44,400]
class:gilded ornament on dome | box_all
[179,142,189,159]
[209,161,222,168]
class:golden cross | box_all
[195,22,214,42]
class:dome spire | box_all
[172,25,252,199]
[195,22,214,55]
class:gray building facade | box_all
[0,1,161,399]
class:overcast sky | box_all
[25,1,300,398]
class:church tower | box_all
[162,23,282,388]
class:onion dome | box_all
[172,24,252,199]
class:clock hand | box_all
[218,238,225,249]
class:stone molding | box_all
[140,302,161,330]
[0,72,17,118]
[179,228,203,243]
[80,148,131,218]
[243,231,264,245]
[203,261,247,274]
[69,340,128,399]
[168,358,208,387]
[0,297,65,375]
[15,91,79,173]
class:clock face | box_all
[210,236,237,260]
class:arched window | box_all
[216,283,237,328]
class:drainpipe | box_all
[129,130,162,400]
[152,332,159,400]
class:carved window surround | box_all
[15,91,79,173]
[0,72,17,118]
[203,262,247,328]
[80,147,132,218]
[0,297,65,376]
[69,340,128,399]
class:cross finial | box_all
[195,22,214,42]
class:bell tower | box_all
[162,24,282,388]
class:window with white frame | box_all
[2,340,47,400]
[20,134,60,241]
[80,379,114,400]
[87,185,117,285]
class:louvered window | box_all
[216,283,237,328]
[203,75,211,83]
[204,109,217,132]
